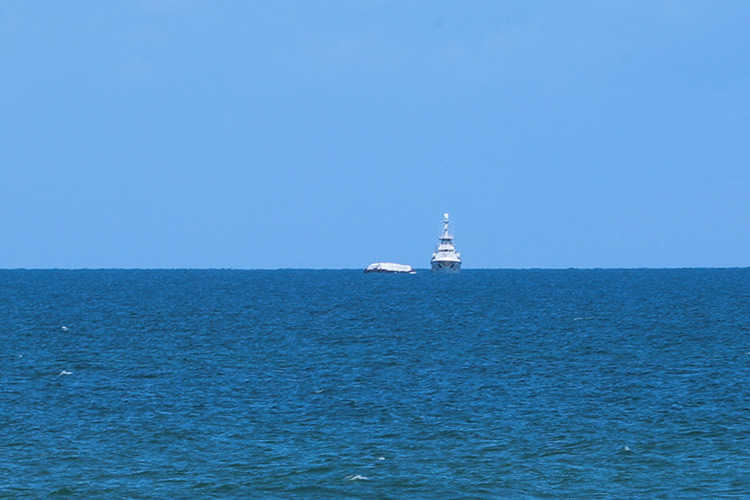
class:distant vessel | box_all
[365,262,416,274]
[430,213,461,273]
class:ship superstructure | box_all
[430,213,461,273]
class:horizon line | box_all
[1,266,748,271]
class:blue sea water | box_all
[1,269,749,499]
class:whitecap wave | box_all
[346,474,369,481]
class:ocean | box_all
[1,269,749,499]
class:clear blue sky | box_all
[2,1,748,269]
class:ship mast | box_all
[440,213,453,241]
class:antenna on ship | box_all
[441,213,451,239]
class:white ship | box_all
[364,262,416,274]
[431,213,461,273]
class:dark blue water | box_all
[2,269,749,499]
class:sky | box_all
[1,1,749,269]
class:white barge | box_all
[364,262,416,274]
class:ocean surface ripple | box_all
[1,269,749,498]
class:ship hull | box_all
[430,260,461,273]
